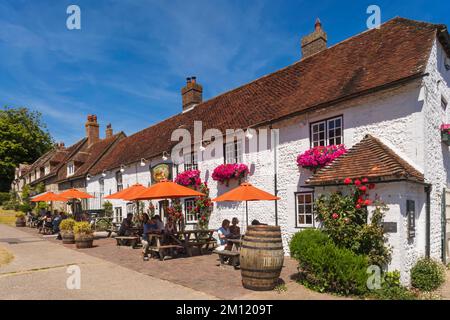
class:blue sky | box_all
[1,0,448,145]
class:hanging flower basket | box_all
[441,124,450,146]
[212,163,249,186]
[297,144,347,172]
[175,170,201,188]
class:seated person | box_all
[142,214,158,261]
[52,212,62,234]
[154,215,165,232]
[229,217,240,238]
[164,216,177,235]
[118,213,134,236]
[216,219,231,251]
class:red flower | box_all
[359,186,367,193]
[332,213,339,220]
[354,179,361,186]
[344,178,352,185]
[369,183,376,190]
[364,199,372,206]
[361,177,369,183]
[357,197,364,204]
[355,204,361,209]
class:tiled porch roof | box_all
[306,134,425,186]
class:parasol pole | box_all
[246,200,248,228]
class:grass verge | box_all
[0,207,17,226]
[0,246,14,267]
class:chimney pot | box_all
[181,76,202,112]
[301,18,327,58]
[85,114,100,147]
[105,123,113,138]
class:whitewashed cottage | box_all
[16,17,450,284]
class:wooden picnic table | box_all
[170,229,216,257]
[146,232,182,261]
[226,238,242,251]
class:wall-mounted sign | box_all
[383,222,397,233]
[407,200,416,239]
[150,163,172,184]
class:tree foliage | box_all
[0,107,53,191]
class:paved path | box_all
[0,224,214,300]
[439,269,450,300]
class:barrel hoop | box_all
[247,226,281,231]
[241,268,282,274]
[241,245,284,250]
[242,274,279,280]
[244,234,282,239]
[243,238,283,243]
[242,284,276,291]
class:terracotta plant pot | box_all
[74,233,94,249]
[61,231,75,244]
[15,217,26,227]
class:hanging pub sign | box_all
[150,163,172,184]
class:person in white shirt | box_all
[216,219,231,251]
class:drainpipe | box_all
[271,128,279,226]
[425,185,431,258]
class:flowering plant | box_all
[440,124,450,133]
[187,183,213,230]
[297,144,347,171]
[166,200,184,229]
[175,170,201,188]
[212,163,249,185]
[315,177,391,266]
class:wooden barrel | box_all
[240,225,284,291]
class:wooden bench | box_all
[115,236,139,248]
[149,244,183,261]
[213,250,240,268]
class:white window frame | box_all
[225,140,243,164]
[184,198,197,224]
[184,152,198,171]
[310,116,343,147]
[44,164,50,175]
[99,177,105,194]
[295,192,314,228]
[67,161,75,177]
[114,207,123,222]
[116,171,123,192]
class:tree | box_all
[0,107,53,191]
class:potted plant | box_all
[175,170,202,188]
[441,124,450,146]
[15,212,26,227]
[60,218,76,244]
[297,144,347,172]
[73,221,94,249]
[212,163,249,186]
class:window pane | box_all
[304,194,312,203]
[298,205,304,214]
[305,215,312,225]
[305,205,312,213]
[298,215,305,225]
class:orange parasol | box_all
[59,188,94,217]
[31,192,68,202]
[105,183,147,201]
[212,182,280,227]
[129,180,205,200]
[59,188,94,199]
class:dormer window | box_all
[67,161,75,177]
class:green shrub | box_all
[15,212,25,218]
[73,221,93,235]
[411,258,446,291]
[60,218,76,231]
[95,218,112,231]
[19,203,31,213]
[289,229,369,295]
[370,270,416,300]
[0,192,10,205]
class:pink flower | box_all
[332,213,339,220]
[355,204,361,209]
[212,163,249,184]
[344,178,352,185]
[361,178,369,183]
[359,186,367,193]
[297,145,347,170]
[364,199,372,206]
[175,170,201,187]
[354,179,361,186]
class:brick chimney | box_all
[301,18,327,58]
[85,114,100,147]
[55,142,65,149]
[105,123,113,139]
[181,76,203,112]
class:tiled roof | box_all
[90,17,446,174]
[306,134,425,186]
[56,133,125,182]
